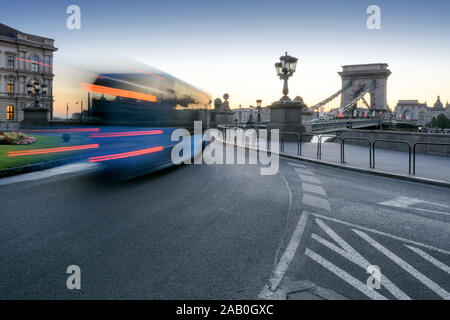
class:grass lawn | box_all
[0,135,86,170]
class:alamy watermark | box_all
[66,5,81,30]
[171,121,280,175]
[367,5,381,30]
[366,265,381,290]
[66,265,81,290]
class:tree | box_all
[435,113,450,129]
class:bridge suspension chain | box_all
[342,80,375,112]
[309,81,353,111]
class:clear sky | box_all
[2,0,450,116]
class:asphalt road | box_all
[0,150,449,299]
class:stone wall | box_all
[336,129,450,156]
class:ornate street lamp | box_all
[27,82,47,107]
[256,99,262,126]
[275,52,298,101]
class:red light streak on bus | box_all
[88,146,164,162]
[81,83,158,103]
[8,144,99,157]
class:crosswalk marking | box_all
[302,183,326,196]
[354,229,450,300]
[294,167,314,176]
[298,174,321,185]
[303,194,331,211]
[406,245,450,274]
[305,248,388,300]
[313,219,410,300]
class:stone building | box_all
[0,23,57,129]
[232,107,271,125]
[395,96,450,126]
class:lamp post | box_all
[239,104,242,127]
[248,105,254,127]
[275,52,298,101]
[76,100,84,121]
[256,99,262,126]
[26,82,47,108]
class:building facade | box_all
[0,23,57,129]
[395,96,450,126]
[232,107,271,125]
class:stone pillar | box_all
[268,96,309,136]
[338,63,391,112]
[20,103,50,129]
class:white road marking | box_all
[0,162,97,186]
[311,213,450,256]
[354,229,450,300]
[298,174,321,185]
[287,162,306,168]
[294,167,314,176]
[312,218,410,300]
[379,196,450,216]
[259,211,310,297]
[305,248,388,300]
[406,245,450,274]
[302,183,326,196]
[379,196,423,207]
[303,194,331,211]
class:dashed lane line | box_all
[354,229,450,300]
[297,174,321,185]
[302,183,327,196]
[287,162,306,168]
[303,194,331,211]
[293,167,314,176]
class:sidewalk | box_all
[281,141,450,183]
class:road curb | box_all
[221,140,450,189]
[0,156,85,178]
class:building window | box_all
[31,56,39,72]
[7,105,15,120]
[7,80,15,94]
[7,56,15,70]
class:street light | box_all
[27,81,47,107]
[275,52,298,101]
[256,99,262,126]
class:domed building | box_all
[433,96,445,111]
[395,96,450,126]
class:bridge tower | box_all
[339,63,391,113]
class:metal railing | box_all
[372,140,412,175]
[413,142,450,175]
[317,134,341,160]
[218,127,449,178]
[341,137,372,168]
[280,132,320,158]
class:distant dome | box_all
[433,96,444,110]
